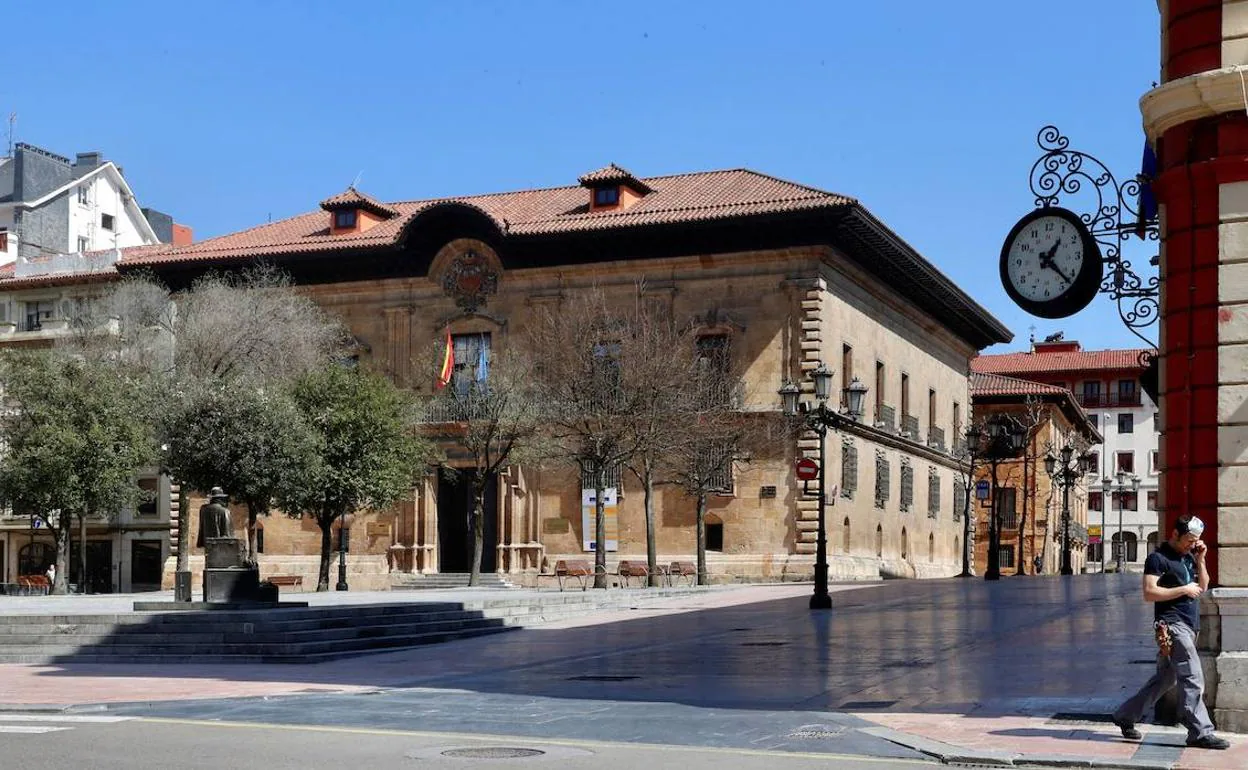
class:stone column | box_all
[1141,0,1248,732]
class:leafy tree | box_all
[161,381,319,563]
[284,365,432,591]
[0,352,157,594]
[421,346,546,586]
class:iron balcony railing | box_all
[1077,392,1142,408]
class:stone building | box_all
[76,164,1008,588]
[969,372,1101,576]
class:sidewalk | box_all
[2,577,1245,769]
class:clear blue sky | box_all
[2,0,1159,353]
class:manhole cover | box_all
[566,675,639,682]
[441,748,546,759]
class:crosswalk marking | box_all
[0,714,134,734]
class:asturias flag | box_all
[435,327,454,390]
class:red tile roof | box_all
[972,347,1153,376]
[120,169,856,267]
[319,187,399,218]
[0,245,171,290]
[970,372,1071,397]
[577,163,653,193]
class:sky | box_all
[1,0,1160,354]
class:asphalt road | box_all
[1,716,941,770]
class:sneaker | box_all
[1112,716,1141,741]
[1186,734,1230,750]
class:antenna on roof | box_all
[350,170,363,190]
[6,112,15,157]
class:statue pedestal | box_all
[202,538,278,604]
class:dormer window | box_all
[578,163,652,212]
[593,187,620,207]
[320,186,399,235]
[334,210,358,229]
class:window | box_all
[953,480,966,521]
[874,361,885,418]
[900,460,914,512]
[999,546,1015,569]
[1147,491,1158,510]
[874,452,889,509]
[1113,531,1139,562]
[1085,451,1099,476]
[841,344,853,408]
[77,185,89,205]
[1118,379,1137,404]
[696,334,731,406]
[130,540,163,587]
[255,526,265,554]
[450,332,491,396]
[1087,541,1102,564]
[22,300,54,331]
[0,228,7,251]
[700,442,735,495]
[841,439,858,498]
[581,463,622,490]
[952,401,961,437]
[1151,451,1160,474]
[334,210,357,229]
[1088,491,1103,511]
[928,469,940,518]
[928,389,937,431]
[1118,413,1134,434]
[1089,414,1098,431]
[1116,451,1135,474]
[901,373,910,418]
[1082,380,1102,407]
[593,187,619,206]
[997,487,1018,529]
[1111,491,1139,511]
[101,213,114,231]
[77,236,89,253]
[705,516,723,552]
[136,478,158,517]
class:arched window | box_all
[1123,531,1138,562]
[901,527,908,560]
[1146,531,1159,555]
[842,517,851,554]
[705,514,723,552]
[18,543,55,576]
[928,533,935,562]
[875,525,883,557]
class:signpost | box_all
[975,480,991,501]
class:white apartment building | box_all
[973,338,1158,573]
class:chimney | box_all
[74,152,103,171]
[141,207,174,243]
[172,223,193,246]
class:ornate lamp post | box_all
[336,513,354,591]
[1103,471,1139,573]
[1045,444,1093,576]
[967,415,1027,581]
[780,363,868,610]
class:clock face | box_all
[999,207,1101,319]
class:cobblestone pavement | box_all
[3,576,1246,768]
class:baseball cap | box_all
[1178,516,1205,537]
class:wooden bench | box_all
[669,561,698,587]
[554,559,595,592]
[17,575,51,596]
[616,560,649,588]
[266,575,304,591]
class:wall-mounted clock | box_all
[999,206,1102,319]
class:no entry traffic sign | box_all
[795,458,819,481]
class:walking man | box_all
[1112,515,1229,750]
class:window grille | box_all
[874,451,889,509]
[840,439,857,499]
[900,459,914,513]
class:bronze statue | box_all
[196,487,234,548]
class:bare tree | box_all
[527,290,649,588]
[420,344,546,586]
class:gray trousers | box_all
[1114,621,1214,740]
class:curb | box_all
[859,726,1175,770]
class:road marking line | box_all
[0,726,73,733]
[137,717,935,765]
[0,715,135,723]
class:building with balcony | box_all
[4,164,1013,588]
[972,338,1158,573]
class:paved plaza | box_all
[1,576,1245,768]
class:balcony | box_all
[1077,392,1142,408]
[874,404,896,433]
[927,425,946,452]
[901,414,920,440]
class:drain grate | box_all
[1129,658,1158,664]
[566,675,639,682]
[441,748,546,759]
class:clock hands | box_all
[1037,240,1075,286]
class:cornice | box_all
[1141,65,1248,141]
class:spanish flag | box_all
[435,327,454,390]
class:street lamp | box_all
[779,364,868,610]
[1103,471,1139,573]
[336,513,354,591]
[1046,444,1091,576]
[966,414,1027,581]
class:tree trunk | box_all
[53,517,70,595]
[1018,454,1030,574]
[78,511,88,594]
[644,461,658,588]
[696,492,707,586]
[317,518,333,591]
[594,468,607,589]
[175,483,189,572]
[469,474,485,587]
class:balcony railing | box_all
[900,414,920,440]
[927,425,946,452]
[874,404,896,433]
[1077,392,1142,408]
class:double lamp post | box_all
[1045,444,1095,576]
[962,416,1027,581]
[779,363,868,610]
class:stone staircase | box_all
[0,596,604,665]
[389,573,515,590]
